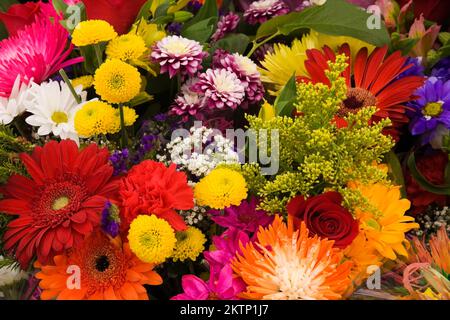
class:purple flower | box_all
[171,265,245,300]
[408,77,450,142]
[211,12,240,42]
[209,197,273,233]
[244,0,289,25]
[109,148,129,176]
[170,78,204,120]
[166,22,183,35]
[431,57,450,82]
[101,200,121,238]
[151,35,208,78]
[213,51,264,105]
[398,57,424,79]
[192,68,245,110]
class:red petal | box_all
[4,175,36,200]
[19,153,44,184]
[354,48,368,88]
[159,210,187,231]
[40,140,62,180]
[0,199,31,215]
[361,46,388,89]
[369,51,407,95]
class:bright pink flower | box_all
[243,0,289,25]
[211,12,240,42]
[0,16,83,97]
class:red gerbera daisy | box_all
[119,160,194,231]
[0,140,119,267]
[298,45,424,139]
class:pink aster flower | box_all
[170,78,204,121]
[171,265,245,300]
[151,35,208,78]
[213,51,264,105]
[209,197,273,233]
[0,16,83,97]
[192,68,245,110]
[211,12,240,42]
[244,0,289,25]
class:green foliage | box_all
[246,55,394,213]
[213,34,250,55]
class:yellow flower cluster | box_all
[71,75,94,90]
[172,227,207,262]
[72,20,117,47]
[106,34,147,62]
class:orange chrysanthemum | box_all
[232,216,353,300]
[35,231,162,300]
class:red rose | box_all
[405,150,449,215]
[397,0,450,25]
[0,1,57,36]
[82,0,148,35]
[287,192,359,249]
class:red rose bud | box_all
[82,0,148,35]
[287,192,359,249]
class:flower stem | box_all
[59,69,82,104]
[246,31,280,58]
[118,104,128,148]
[94,44,103,68]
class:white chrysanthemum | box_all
[0,256,28,288]
[232,53,259,76]
[24,80,89,144]
[0,76,32,125]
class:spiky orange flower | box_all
[35,231,162,300]
[232,216,353,300]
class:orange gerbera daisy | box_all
[232,216,353,300]
[299,45,424,139]
[35,231,162,300]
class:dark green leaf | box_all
[0,23,7,41]
[384,151,406,198]
[183,0,217,29]
[439,32,450,45]
[213,33,250,54]
[154,0,170,18]
[407,152,450,195]
[181,17,217,43]
[274,74,297,116]
[136,0,153,21]
[256,0,390,47]
[0,0,17,12]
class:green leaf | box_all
[181,16,217,43]
[274,74,297,116]
[0,23,7,41]
[213,34,250,54]
[384,151,406,198]
[256,0,390,47]
[129,92,154,107]
[438,32,450,45]
[52,0,69,15]
[0,0,17,12]
[136,0,153,21]
[183,0,217,29]
[154,0,170,18]
[407,152,450,195]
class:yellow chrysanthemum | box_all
[74,101,117,137]
[109,106,138,134]
[194,168,248,209]
[128,215,176,264]
[94,59,142,104]
[172,226,207,262]
[353,183,419,261]
[71,75,94,90]
[106,34,147,62]
[71,20,118,47]
[259,30,374,94]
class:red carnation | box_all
[405,151,449,215]
[82,0,147,35]
[286,192,359,249]
[0,140,119,268]
[119,160,194,231]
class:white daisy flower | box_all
[0,75,32,125]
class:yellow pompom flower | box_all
[74,101,117,137]
[94,59,142,104]
[194,168,248,209]
[71,75,94,90]
[172,226,207,262]
[106,34,147,62]
[109,106,138,133]
[128,215,176,264]
[71,20,118,47]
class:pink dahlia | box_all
[211,12,240,42]
[192,68,245,110]
[244,0,289,25]
[0,17,83,97]
[151,35,208,78]
[170,78,204,121]
[213,51,264,105]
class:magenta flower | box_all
[211,12,240,42]
[0,15,83,97]
[244,0,289,25]
[192,68,245,110]
[170,78,204,120]
[151,35,208,78]
[171,265,245,300]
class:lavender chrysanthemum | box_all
[408,77,450,142]
[101,201,121,238]
[192,68,245,110]
[243,0,289,25]
[151,35,208,78]
[211,12,240,42]
[170,78,204,120]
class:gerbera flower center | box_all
[95,255,110,272]
[339,87,377,117]
[51,111,69,124]
[208,292,219,300]
[52,196,70,210]
[423,101,444,118]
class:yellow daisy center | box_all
[423,101,443,117]
[51,111,68,124]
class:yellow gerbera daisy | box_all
[74,101,117,137]
[106,34,147,62]
[72,20,118,47]
[172,226,207,262]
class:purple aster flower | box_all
[244,0,289,25]
[209,197,273,233]
[398,57,424,79]
[151,35,208,78]
[170,78,205,121]
[192,68,245,110]
[166,22,183,35]
[431,57,450,82]
[211,12,240,42]
[187,0,203,13]
[101,200,121,238]
[109,148,129,176]
[408,77,450,142]
[213,51,264,105]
